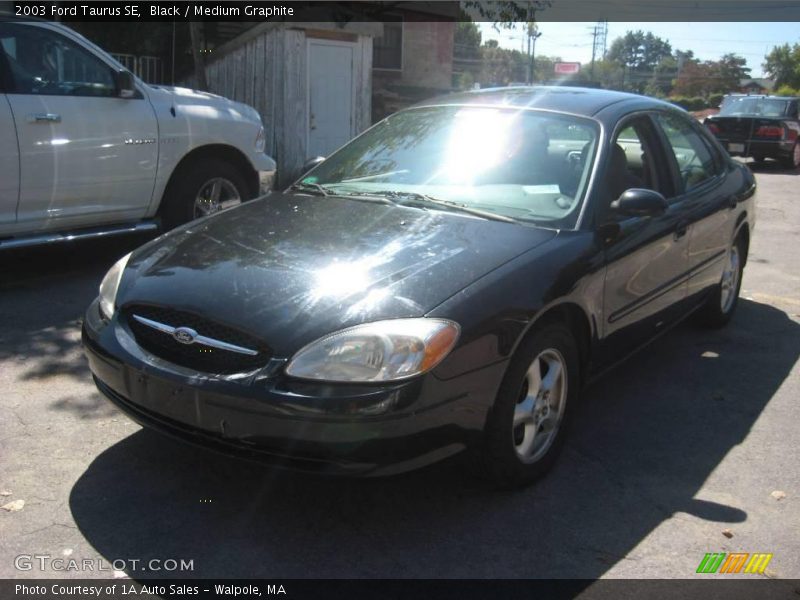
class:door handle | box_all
[674,222,689,241]
[28,113,61,123]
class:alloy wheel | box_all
[512,348,568,464]
[194,177,242,218]
[720,245,741,314]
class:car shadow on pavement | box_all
[0,236,153,390]
[66,298,800,579]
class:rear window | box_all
[719,97,789,117]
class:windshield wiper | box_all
[373,191,517,223]
[288,183,393,205]
[288,181,332,196]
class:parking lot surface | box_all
[1,160,798,580]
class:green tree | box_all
[715,53,751,91]
[606,31,673,92]
[455,21,482,52]
[763,43,800,89]
[453,21,483,89]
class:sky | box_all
[477,22,800,78]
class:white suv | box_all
[0,18,277,249]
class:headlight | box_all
[98,252,132,319]
[285,319,460,383]
[254,126,266,153]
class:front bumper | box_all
[82,299,502,476]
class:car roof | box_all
[412,86,675,118]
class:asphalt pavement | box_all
[1,160,798,581]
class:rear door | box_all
[652,112,733,301]
[0,22,158,232]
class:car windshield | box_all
[300,106,599,228]
[719,97,789,117]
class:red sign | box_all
[554,62,581,75]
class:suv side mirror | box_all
[300,156,325,178]
[115,70,137,99]
[610,188,668,218]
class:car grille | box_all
[125,304,270,374]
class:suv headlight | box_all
[285,319,460,383]
[98,252,132,319]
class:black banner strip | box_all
[6,0,800,23]
[3,579,800,600]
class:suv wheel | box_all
[161,158,251,229]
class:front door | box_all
[307,39,354,157]
[599,116,692,363]
[0,22,158,233]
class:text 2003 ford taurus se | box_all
[83,87,756,487]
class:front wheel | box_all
[161,158,252,230]
[695,237,745,328]
[471,322,580,488]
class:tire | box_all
[781,142,800,170]
[160,158,252,230]
[694,236,745,329]
[471,321,580,489]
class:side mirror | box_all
[115,70,137,99]
[300,156,325,178]
[610,188,668,218]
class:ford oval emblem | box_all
[173,327,197,345]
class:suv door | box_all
[652,112,733,301]
[0,22,158,233]
[0,46,19,230]
[598,115,692,363]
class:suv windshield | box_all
[300,106,599,228]
[719,97,789,117]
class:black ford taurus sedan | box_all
[83,87,756,487]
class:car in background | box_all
[83,86,756,488]
[705,94,800,169]
[0,17,276,250]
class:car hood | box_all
[118,193,557,355]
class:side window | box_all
[655,113,720,194]
[0,23,115,97]
[607,120,661,198]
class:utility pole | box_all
[527,22,541,84]
[589,21,607,82]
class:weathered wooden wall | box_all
[197,25,373,185]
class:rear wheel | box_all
[781,142,800,170]
[695,236,745,328]
[161,158,252,230]
[471,322,579,488]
